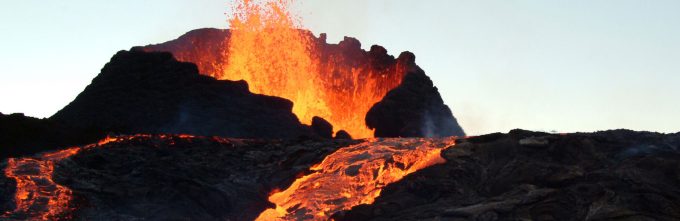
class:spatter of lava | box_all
[1,134,197,220]
[159,0,410,138]
[255,137,456,220]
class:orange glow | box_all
[255,137,456,220]
[152,0,409,138]
[222,0,331,133]
[2,134,204,220]
[4,149,78,220]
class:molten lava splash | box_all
[2,134,197,220]
[255,137,456,220]
[223,0,331,130]
[149,0,408,138]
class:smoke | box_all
[616,144,678,160]
[421,110,436,138]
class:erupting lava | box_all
[2,135,195,220]
[220,0,407,138]
[151,0,410,138]
[255,137,456,220]
[224,0,330,130]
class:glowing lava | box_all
[1,134,196,220]
[223,0,329,130]
[148,0,410,138]
[255,137,456,220]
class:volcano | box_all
[2,1,678,220]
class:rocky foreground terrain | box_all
[1,130,678,220]
[335,130,680,221]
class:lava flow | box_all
[149,0,409,138]
[255,137,456,220]
[1,134,195,220]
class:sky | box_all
[1,0,679,135]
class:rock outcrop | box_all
[50,49,317,139]
[0,113,103,159]
[365,55,465,137]
[334,130,680,220]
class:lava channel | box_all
[1,134,195,220]
[255,137,456,220]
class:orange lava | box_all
[1,134,198,220]
[156,0,409,138]
[255,137,456,220]
[4,149,78,220]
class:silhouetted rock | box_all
[50,49,313,139]
[335,130,352,140]
[334,130,680,220]
[365,61,465,138]
[311,116,333,139]
[0,113,103,159]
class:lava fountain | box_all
[255,137,456,220]
[147,0,410,138]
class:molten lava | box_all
[255,137,456,220]
[148,0,410,138]
[1,134,197,220]
[4,149,78,220]
[3,134,455,220]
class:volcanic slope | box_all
[50,49,320,139]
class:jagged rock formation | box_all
[0,113,103,159]
[334,130,680,220]
[365,55,465,137]
[311,116,333,139]
[50,49,317,139]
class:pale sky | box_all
[1,0,679,135]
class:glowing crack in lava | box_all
[256,137,456,220]
[159,0,409,138]
[1,135,195,220]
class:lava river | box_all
[1,134,195,220]
[2,136,454,220]
[256,137,456,220]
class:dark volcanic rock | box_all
[0,113,103,159]
[142,28,230,77]
[365,55,465,138]
[334,130,680,221]
[335,130,353,140]
[0,161,16,214]
[50,49,314,139]
[311,116,333,139]
[52,135,359,221]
